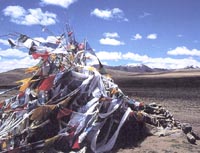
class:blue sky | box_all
[0,0,200,72]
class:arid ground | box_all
[1,69,200,152]
[111,69,200,153]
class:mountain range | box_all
[102,64,167,73]
[0,64,200,88]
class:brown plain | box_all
[1,69,200,152]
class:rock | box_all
[145,123,159,135]
[182,123,192,134]
[186,132,196,144]
[191,131,200,140]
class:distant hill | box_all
[1,65,200,88]
[0,68,30,88]
[184,65,200,69]
[99,64,168,73]
[0,65,154,88]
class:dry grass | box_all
[0,68,31,87]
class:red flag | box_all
[68,31,73,37]
[72,138,80,150]
[32,51,49,60]
[0,101,4,109]
[78,43,84,50]
[38,75,55,91]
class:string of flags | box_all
[0,25,199,152]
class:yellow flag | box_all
[25,66,39,73]
[2,141,7,149]
[87,66,96,72]
[16,77,32,92]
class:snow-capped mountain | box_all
[102,64,168,73]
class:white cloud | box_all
[33,35,65,45]
[3,6,56,26]
[147,33,157,40]
[40,0,77,8]
[0,48,39,72]
[0,39,9,46]
[34,36,58,43]
[145,57,200,69]
[103,32,119,38]
[0,47,40,72]
[123,52,149,61]
[33,37,46,43]
[95,51,200,69]
[0,56,38,73]
[99,38,125,46]
[123,18,129,22]
[1,47,200,72]
[0,48,27,58]
[87,59,108,66]
[193,40,199,43]
[91,8,112,19]
[96,51,122,61]
[3,5,26,18]
[123,52,200,69]
[177,34,183,38]
[91,8,128,21]
[100,32,124,46]
[112,8,122,14]
[167,46,200,56]
[139,12,151,18]
[132,33,142,40]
